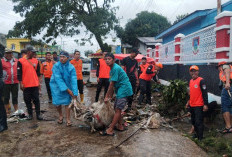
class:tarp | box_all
[114,54,155,63]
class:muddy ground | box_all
[0,76,207,157]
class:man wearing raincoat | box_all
[50,51,78,127]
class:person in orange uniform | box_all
[138,62,163,105]
[186,65,208,140]
[70,50,84,103]
[137,57,149,94]
[95,52,110,102]
[217,61,232,133]
[40,52,55,103]
[17,46,43,120]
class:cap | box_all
[60,51,69,58]
[131,48,139,54]
[4,48,13,53]
[155,62,163,69]
[218,61,227,67]
[189,65,199,71]
[26,46,37,53]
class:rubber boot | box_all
[80,94,84,104]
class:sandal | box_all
[114,126,128,132]
[66,122,72,127]
[100,129,115,136]
[57,118,63,124]
[221,127,232,134]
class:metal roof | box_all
[137,37,162,44]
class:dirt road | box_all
[0,77,207,157]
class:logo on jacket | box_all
[194,84,198,88]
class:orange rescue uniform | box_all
[18,58,39,88]
[189,77,204,107]
[40,61,54,78]
[70,59,83,80]
[139,63,149,73]
[219,65,232,83]
[139,64,156,81]
[98,58,110,79]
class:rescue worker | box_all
[100,53,133,136]
[186,65,208,140]
[70,50,84,103]
[17,46,43,120]
[218,61,232,133]
[0,57,8,132]
[138,62,163,105]
[1,49,19,114]
[50,51,78,127]
[21,49,27,58]
[53,51,59,62]
[137,57,149,94]
[121,48,139,111]
[40,52,55,103]
[95,52,110,102]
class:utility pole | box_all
[217,0,221,15]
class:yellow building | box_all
[6,38,31,53]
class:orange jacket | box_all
[98,58,110,79]
[41,61,54,78]
[219,65,232,83]
[18,58,39,88]
[189,77,204,107]
[139,64,156,81]
[70,59,83,80]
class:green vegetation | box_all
[115,11,171,47]
[8,0,118,51]
[189,130,232,156]
[153,79,189,116]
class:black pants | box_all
[190,106,204,140]
[77,80,84,94]
[127,77,137,108]
[3,83,19,105]
[0,88,7,130]
[138,79,151,105]
[95,78,109,102]
[44,78,52,100]
[23,87,41,116]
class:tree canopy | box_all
[84,50,94,57]
[8,0,118,51]
[173,14,189,25]
[116,11,171,47]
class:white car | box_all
[82,59,91,75]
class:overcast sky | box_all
[0,0,230,55]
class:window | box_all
[11,44,15,50]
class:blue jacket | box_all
[50,61,78,105]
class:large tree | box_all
[8,0,118,51]
[116,11,171,47]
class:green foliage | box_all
[151,82,165,91]
[8,0,118,51]
[173,13,189,25]
[84,50,94,57]
[158,79,188,116]
[116,11,171,46]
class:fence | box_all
[152,11,232,65]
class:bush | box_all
[158,79,189,116]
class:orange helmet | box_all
[218,61,227,67]
[189,65,199,71]
[155,62,163,69]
